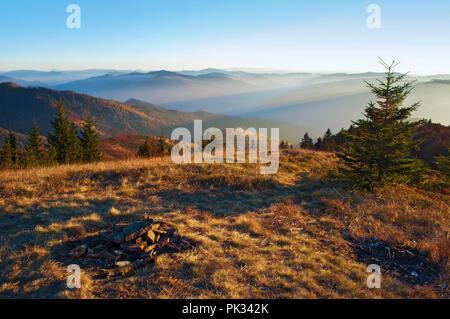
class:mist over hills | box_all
[238,79,450,132]
[0,83,316,144]
[0,69,132,86]
[1,68,449,134]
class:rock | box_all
[165,228,176,236]
[121,241,147,253]
[114,222,129,230]
[135,236,143,244]
[153,229,167,235]
[112,232,125,244]
[139,251,155,259]
[71,245,87,258]
[123,221,152,242]
[85,250,100,258]
[123,221,151,236]
[93,244,104,251]
[99,231,113,240]
[143,244,157,253]
[115,260,131,267]
[98,250,117,262]
[157,236,170,249]
[151,223,161,230]
[145,230,156,243]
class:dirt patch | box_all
[348,237,442,287]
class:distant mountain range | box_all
[1,68,449,133]
[238,79,450,132]
[0,83,317,145]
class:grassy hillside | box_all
[0,149,448,298]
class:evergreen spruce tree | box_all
[314,137,323,150]
[7,132,18,165]
[337,59,426,190]
[434,146,450,184]
[48,102,71,164]
[26,120,45,166]
[48,102,81,164]
[80,115,102,163]
[67,123,82,163]
[157,133,166,156]
[137,137,153,158]
[46,144,58,166]
[300,132,313,149]
[1,134,15,169]
[322,128,335,152]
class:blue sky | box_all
[1,0,449,74]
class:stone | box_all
[123,221,152,242]
[93,244,104,251]
[157,236,170,249]
[139,252,154,259]
[71,244,87,258]
[151,223,161,230]
[115,260,131,267]
[113,222,129,231]
[165,228,176,236]
[145,230,156,243]
[112,232,125,244]
[98,250,116,262]
[123,221,151,236]
[122,241,147,253]
[143,244,157,253]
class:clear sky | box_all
[1,0,449,74]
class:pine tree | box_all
[67,123,82,163]
[1,134,15,169]
[314,137,323,150]
[7,132,18,165]
[337,59,427,190]
[46,144,58,166]
[322,128,335,152]
[435,146,450,184]
[80,115,102,163]
[26,120,45,166]
[48,102,70,164]
[137,137,153,158]
[157,133,166,156]
[48,102,80,164]
[300,132,313,149]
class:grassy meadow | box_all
[0,149,448,298]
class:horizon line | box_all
[1,67,448,77]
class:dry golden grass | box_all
[0,149,448,298]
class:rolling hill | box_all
[238,78,450,132]
[0,83,315,144]
[55,71,258,104]
[4,69,450,134]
